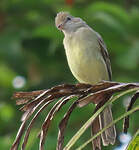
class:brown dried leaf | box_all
[10,121,26,150]
[86,81,119,93]
[56,101,77,150]
[21,92,60,122]
[22,100,53,150]
[11,81,139,150]
[11,100,45,150]
[16,98,32,105]
[20,90,50,111]
[20,88,74,112]
[78,83,139,107]
[13,90,45,99]
[39,96,74,150]
[13,83,91,110]
[123,91,139,133]
[91,116,101,150]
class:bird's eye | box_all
[67,17,71,21]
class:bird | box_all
[55,12,116,150]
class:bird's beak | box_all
[57,23,64,30]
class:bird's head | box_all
[55,12,86,34]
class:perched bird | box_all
[55,12,116,150]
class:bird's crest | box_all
[55,12,71,27]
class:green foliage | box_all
[126,129,139,150]
[0,0,139,150]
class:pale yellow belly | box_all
[65,45,109,84]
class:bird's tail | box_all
[99,105,116,146]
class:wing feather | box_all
[97,36,112,81]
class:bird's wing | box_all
[75,27,112,81]
[97,35,112,81]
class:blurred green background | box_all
[0,0,139,150]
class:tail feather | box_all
[99,105,116,146]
